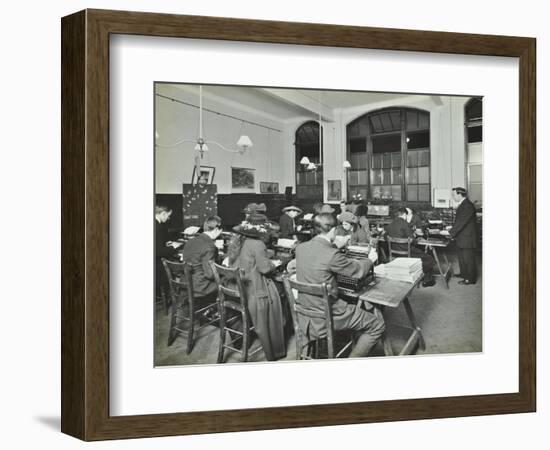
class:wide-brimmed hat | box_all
[319,204,335,214]
[337,211,358,224]
[282,205,302,214]
[242,203,267,214]
[232,214,272,239]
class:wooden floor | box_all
[154,255,482,366]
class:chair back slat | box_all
[209,262,248,313]
[282,276,336,359]
[387,236,412,260]
[162,259,194,304]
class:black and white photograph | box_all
[154,82,483,366]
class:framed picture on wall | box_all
[62,9,535,441]
[231,167,255,191]
[191,165,215,184]
[260,181,279,194]
[327,180,342,202]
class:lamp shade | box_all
[237,135,253,148]
[307,162,317,170]
[300,156,311,165]
[343,160,352,169]
[194,142,209,152]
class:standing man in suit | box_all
[448,187,478,285]
[279,205,302,239]
[155,205,182,299]
[295,213,385,358]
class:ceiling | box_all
[168,83,429,123]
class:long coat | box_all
[230,238,287,360]
[450,198,478,249]
[180,233,218,298]
[295,236,372,337]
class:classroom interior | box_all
[154,83,483,365]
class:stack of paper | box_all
[375,258,423,283]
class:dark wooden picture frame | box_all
[191,165,215,184]
[61,9,536,441]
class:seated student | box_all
[355,204,370,234]
[279,205,302,239]
[227,214,287,361]
[295,213,385,358]
[385,207,436,287]
[155,205,182,299]
[335,211,370,247]
[405,207,425,235]
[180,216,223,303]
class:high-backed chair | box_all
[282,275,353,360]
[162,259,219,355]
[209,262,263,363]
[387,236,413,260]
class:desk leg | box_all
[375,306,393,356]
[403,297,425,351]
[432,247,449,289]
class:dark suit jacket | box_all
[450,198,478,248]
[295,236,372,336]
[155,220,175,260]
[385,217,414,252]
[279,213,295,239]
[180,233,218,298]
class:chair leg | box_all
[217,308,226,364]
[186,307,195,355]
[167,303,179,347]
[241,314,249,363]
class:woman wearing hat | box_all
[335,211,371,247]
[279,205,302,239]
[226,214,287,360]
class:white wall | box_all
[1,1,547,450]
[155,84,285,193]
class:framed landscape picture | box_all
[231,167,255,191]
[260,181,279,194]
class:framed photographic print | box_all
[191,165,215,184]
[231,167,255,191]
[327,180,342,202]
[260,181,280,194]
[61,9,535,441]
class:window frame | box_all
[346,107,431,203]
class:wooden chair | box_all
[282,275,353,360]
[387,236,413,260]
[209,262,263,363]
[162,259,219,355]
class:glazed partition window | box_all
[347,108,431,202]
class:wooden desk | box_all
[340,277,425,356]
[416,237,452,289]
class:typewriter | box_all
[337,245,376,294]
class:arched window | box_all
[465,97,483,206]
[346,108,430,202]
[295,121,323,201]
